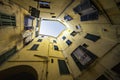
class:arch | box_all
[0,65,38,80]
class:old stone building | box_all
[0,0,120,80]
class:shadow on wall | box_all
[0,65,38,80]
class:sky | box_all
[39,20,66,37]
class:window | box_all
[54,45,59,51]
[66,40,72,46]
[114,0,120,9]
[39,1,50,9]
[50,13,55,15]
[53,40,57,43]
[64,14,73,21]
[30,44,39,50]
[81,11,98,21]
[35,31,39,37]
[58,60,70,75]
[73,0,98,21]
[0,12,16,26]
[29,6,40,18]
[82,43,88,48]
[51,59,54,63]
[76,25,81,29]
[84,33,100,42]
[36,19,39,27]
[111,63,120,74]
[24,15,34,30]
[52,16,56,18]
[70,31,77,36]
[0,46,17,65]
[96,75,109,80]
[116,2,120,9]
[41,35,44,37]
[62,36,66,40]
[37,39,42,42]
[71,46,97,70]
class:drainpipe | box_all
[57,0,75,18]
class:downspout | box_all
[57,0,75,18]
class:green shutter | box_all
[0,46,17,65]
[0,12,16,26]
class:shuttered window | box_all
[53,40,57,43]
[62,36,66,40]
[58,60,70,75]
[0,12,16,26]
[0,46,17,65]
[30,44,39,50]
[84,33,100,42]
[39,1,50,9]
[54,45,59,51]
[37,39,42,42]
[73,0,98,21]
[70,31,77,36]
[66,40,72,46]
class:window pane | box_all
[37,39,42,42]
[70,31,77,36]
[58,60,70,75]
[66,40,72,46]
[71,46,97,70]
[30,44,39,50]
[84,33,100,42]
[62,36,66,40]
[54,45,59,51]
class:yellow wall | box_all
[0,0,120,80]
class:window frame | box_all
[0,12,16,27]
[30,44,39,50]
[71,45,97,71]
[66,40,72,46]
[37,39,42,42]
[62,36,66,40]
[84,33,100,42]
[54,45,59,51]
[39,1,50,9]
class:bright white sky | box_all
[39,20,66,37]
